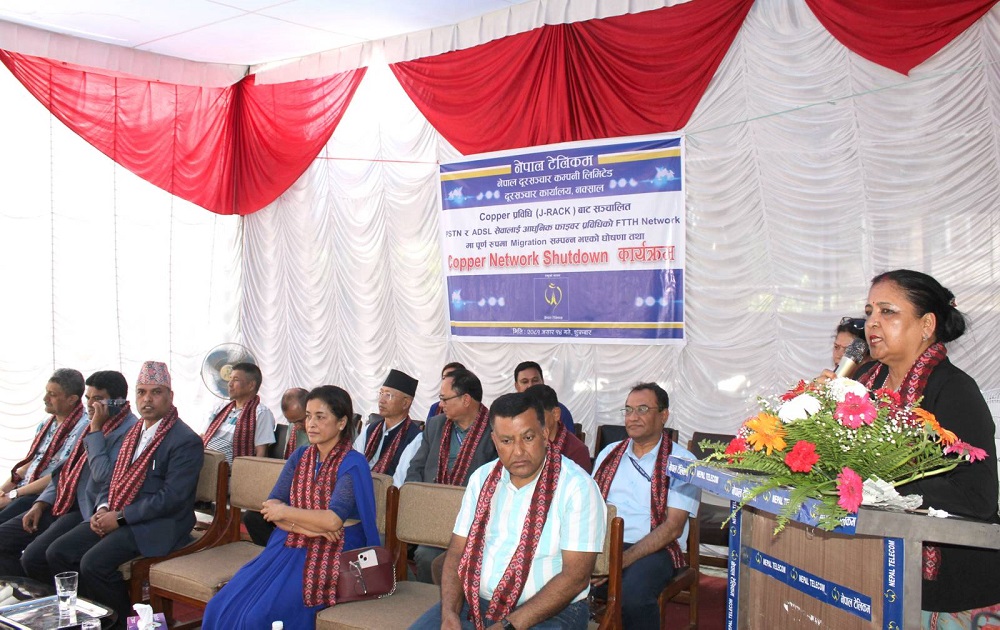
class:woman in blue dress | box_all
[203,385,380,629]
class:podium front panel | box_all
[737,507,890,630]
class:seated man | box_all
[280,387,310,458]
[0,371,138,582]
[514,361,575,434]
[524,384,592,473]
[411,392,606,630]
[244,387,309,546]
[425,361,466,420]
[202,362,275,463]
[47,361,204,626]
[591,382,700,630]
[0,369,89,523]
[353,369,423,487]
[405,368,497,583]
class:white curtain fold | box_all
[3,1,1000,472]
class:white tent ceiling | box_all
[0,0,532,65]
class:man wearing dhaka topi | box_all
[411,392,606,630]
[47,361,204,627]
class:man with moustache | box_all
[591,383,700,630]
[0,369,90,522]
[47,361,204,628]
[0,371,137,581]
[353,369,423,487]
[406,368,497,583]
[513,361,575,434]
[411,392,605,630]
[202,362,275,463]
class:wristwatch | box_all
[116,511,128,527]
[6,489,16,500]
[501,619,516,630]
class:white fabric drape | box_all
[3,1,1000,472]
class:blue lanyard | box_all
[627,455,652,482]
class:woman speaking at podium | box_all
[855,269,999,626]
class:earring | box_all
[922,333,929,341]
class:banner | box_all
[440,135,685,343]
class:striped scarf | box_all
[436,404,490,486]
[107,407,179,511]
[285,439,351,607]
[52,403,131,517]
[363,416,412,474]
[593,429,687,570]
[202,396,260,458]
[458,446,562,629]
[859,342,947,581]
[283,423,304,459]
[11,402,84,485]
[551,420,568,455]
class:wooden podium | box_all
[668,456,1000,629]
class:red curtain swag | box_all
[390,0,755,155]
[805,0,1000,75]
[0,50,366,216]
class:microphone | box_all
[835,338,869,378]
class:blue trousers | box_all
[410,597,590,630]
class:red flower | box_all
[873,388,900,406]
[724,437,748,462]
[784,441,820,473]
[836,467,863,513]
[944,440,989,462]
[834,392,877,429]
[781,379,810,401]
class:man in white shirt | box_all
[202,363,275,463]
[412,392,606,630]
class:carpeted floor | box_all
[175,572,728,629]
[661,573,727,630]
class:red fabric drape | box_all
[390,0,755,155]
[805,0,999,76]
[0,50,366,215]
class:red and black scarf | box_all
[551,420,568,455]
[52,403,131,517]
[458,445,562,629]
[107,407,179,511]
[283,424,303,459]
[363,416,412,474]
[285,438,351,607]
[593,428,687,570]
[11,402,84,485]
[202,396,260,458]
[859,342,947,580]
[436,404,490,486]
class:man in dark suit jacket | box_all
[405,368,496,582]
[47,361,204,628]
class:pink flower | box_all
[834,393,877,429]
[784,441,820,473]
[836,467,863,513]
[944,440,989,463]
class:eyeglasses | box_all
[620,405,663,417]
[438,393,463,403]
[377,390,404,401]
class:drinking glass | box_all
[54,571,78,614]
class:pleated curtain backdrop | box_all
[2,0,1000,472]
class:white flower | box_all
[826,377,868,402]
[777,393,822,423]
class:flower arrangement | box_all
[698,377,987,533]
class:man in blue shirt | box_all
[592,382,700,630]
